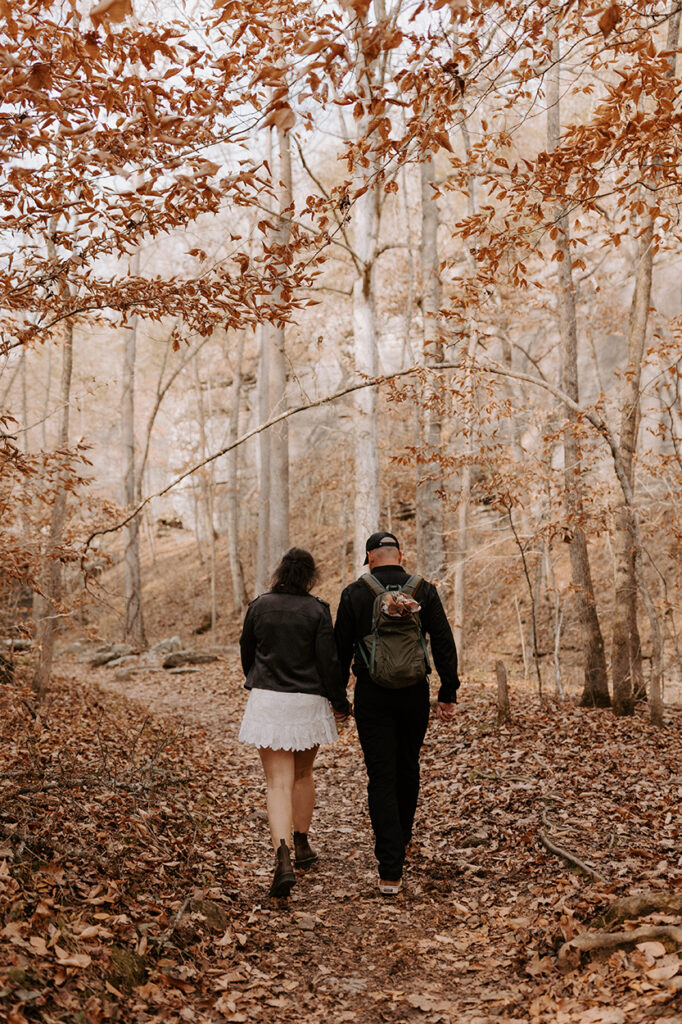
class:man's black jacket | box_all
[334,565,460,703]
[240,591,351,713]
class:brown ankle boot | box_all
[269,839,296,898]
[293,831,318,869]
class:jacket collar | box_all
[367,564,408,580]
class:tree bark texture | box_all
[267,118,292,569]
[546,26,610,708]
[452,119,481,663]
[122,301,146,648]
[194,356,217,639]
[32,323,73,698]
[226,330,247,614]
[453,332,478,664]
[351,5,383,573]
[495,660,512,725]
[613,8,679,725]
[352,168,380,569]
[611,216,653,715]
[417,155,446,581]
[255,322,271,596]
[453,463,469,658]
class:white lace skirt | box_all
[238,688,338,751]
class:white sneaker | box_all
[379,879,402,895]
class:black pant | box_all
[354,680,430,881]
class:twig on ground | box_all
[125,714,151,776]
[0,821,110,871]
[20,698,38,720]
[470,770,535,783]
[156,896,192,950]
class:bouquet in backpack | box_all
[381,593,421,617]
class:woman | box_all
[238,548,351,897]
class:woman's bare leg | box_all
[259,748,295,852]
[292,746,318,834]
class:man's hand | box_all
[334,705,353,723]
[436,702,456,721]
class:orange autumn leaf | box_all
[597,3,621,37]
[90,0,133,28]
[262,105,295,132]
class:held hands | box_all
[436,702,456,722]
[334,705,353,724]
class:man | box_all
[334,531,460,894]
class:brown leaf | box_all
[29,935,49,956]
[54,946,92,968]
[28,63,52,90]
[194,161,221,178]
[407,993,453,1012]
[637,941,668,958]
[597,4,621,37]
[262,105,295,132]
[340,0,372,16]
[90,0,133,28]
[646,957,681,981]
[433,131,453,152]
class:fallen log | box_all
[162,650,219,669]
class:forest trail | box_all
[90,655,682,1024]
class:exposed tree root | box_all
[591,892,682,930]
[558,924,682,970]
[539,810,606,883]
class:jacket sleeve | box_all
[333,587,356,687]
[422,584,460,703]
[315,605,351,713]
[239,604,256,678]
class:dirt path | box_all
[90,657,682,1024]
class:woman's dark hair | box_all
[270,547,318,595]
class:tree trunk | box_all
[417,155,446,581]
[255,322,271,595]
[267,117,292,568]
[194,355,217,639]
[452,119,480,662]
[122,274,146,648]
[41,344,52,449]
[32,322,73,698]
[453,333,478,663]
[495,660,512,726]
[611,216,653,715]
[546,23,609,707]
[613,7,679,724]
[226,330,247,614]
[453,465,469,658]
[352,177,380,572]
[351,9,381,572]
[545,539,565,698]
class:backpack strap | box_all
[401,574,423,598]
[360,573,386,598]
[401,575,430,673]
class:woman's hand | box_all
[334,705,353,723]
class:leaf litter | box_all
[0,656,680,1023]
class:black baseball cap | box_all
[363,531,400,564]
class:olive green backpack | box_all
[357,574,431,688]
